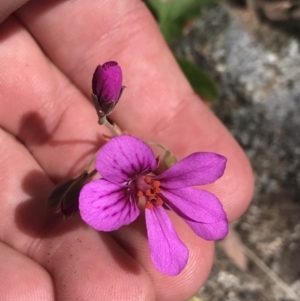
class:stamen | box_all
[145,201,154,209]
[144,176,152,184]
[156,198,163,206]
[154,187,161,194]
[152,180,160,188]
[137,190,144,197]
[145,189,154,197]
[141,178,164,209]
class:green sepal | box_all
[48,172,90,218]
[164,150,178,168]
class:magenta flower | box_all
[79,135,228,275]
[92,61,124,121]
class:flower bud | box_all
[48,172,89,219]
[92,61,124,124]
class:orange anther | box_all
[156,198,163,206]
[154,187,161,194]
[137,191,144,197]
[145,189,154,196]
[144,176,152,184]
[152,180,160,188]
[145,201,154,210]
[148,197,156,202]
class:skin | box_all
[0,0,254,300]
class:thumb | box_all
[0,0,30,23]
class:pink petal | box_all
[156,152,226,189]
[161,187,227,224]
[79,179,139,231]
[145,206,188,276]
[184,219,229,240]
[96,135,157,184]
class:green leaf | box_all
[164,150,178,168]
[48,178,76,210]
[48,172,89,218]
[145,0,222,42]
[159,21,182,42]
[177,58,219,101]
[146,0,202,23]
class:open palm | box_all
[0,1,254,300]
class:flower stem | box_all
[148,142,167,151]
[85,155,96,172]
[103,118,119,137]
[88,169,97,178]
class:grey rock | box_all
[175,3,300,300]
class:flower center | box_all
[136,176,163,210]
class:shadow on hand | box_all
[110,212,148,263]
[18,111,106,183]
[18,112,54,146]
[99,233,142,275]
[16,112,140,274]
[16,169,142,275]
[15,112,103,238]
[15,169,81,239]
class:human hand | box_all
[0,1,254,300]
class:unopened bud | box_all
[92,61,124,124]
[48,172,89,219]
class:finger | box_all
[16,0,254,220]
[0,241,54,300]
[0,17,109,181]
[0,20,216,300]
[2,2,253,299]
[0,128,154,300]
[0,0,29,23]
[111,213,215,300]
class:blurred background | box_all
[143,0,300,300]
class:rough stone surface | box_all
[175,3,300,301]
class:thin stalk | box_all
[104,118,119,137]
[88,169,97,178]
